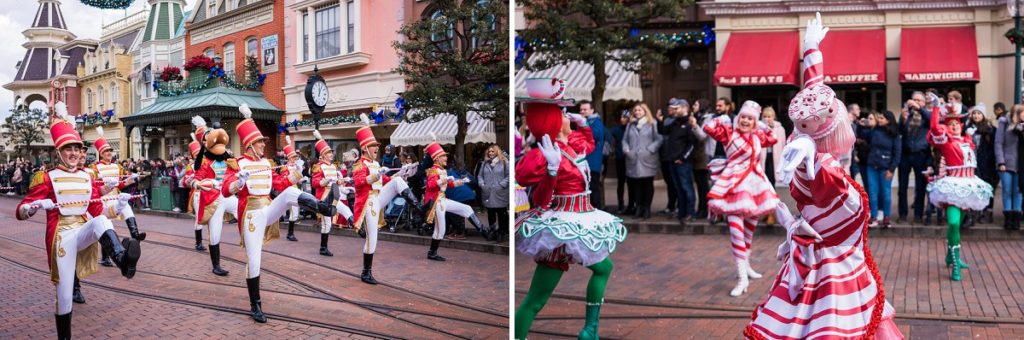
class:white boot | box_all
[745,260,763,279]
[730,260,750,297]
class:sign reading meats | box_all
[902,72,976,82]
[825,74,881,83]
[717,75,786,85]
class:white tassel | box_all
[239,103,252,119]
[95,126,104,137]
[313,129,323,140]
[359,113,370,126]
[190,133,197,143]
[191,115,207,128]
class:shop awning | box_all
[390,111,496,146]
[899,26,979,82]
[121,86,283,129]
[515,51,641,102]
[715,31,799,86]
[818,29,886,84]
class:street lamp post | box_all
[1012,0,1023,104]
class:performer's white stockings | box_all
[242,187,303,278]
[208,196,239,246]
[432,198,474,240]
[727,215,762,297]
[320,203,353,233]
[361,178,410,254]
[55,216,114,314]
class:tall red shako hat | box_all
[191,115,207,143]
[236,103,268,148]
[355,113,378,149]
[518,77,575,141]
[282,135,298,159]
[188,134,201,158]
[93,126,112,154]
[50,101,83,150]
[312,129,332,156]
[425,131,446,160]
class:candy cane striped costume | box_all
[745,13,902,339]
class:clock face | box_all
[312,81,328,107]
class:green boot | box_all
[946,244,969,268]
[578,301,602,340]
[950,244,963,281]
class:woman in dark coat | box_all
[966,104,996,226]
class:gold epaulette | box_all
[226,158,239,170]
[311,163,321,174]
[267,158,277,167]
[186,164,193,172]
[29,170,46,189]
[352,161,365,172]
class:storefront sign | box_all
[261,35,278,74]
[825,74,881,84]
[901,72,975,82]
[717,75,786,85]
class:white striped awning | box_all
[514,51,642,102]
[390,111,496,146]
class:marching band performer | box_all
[89,126,146,242]
[191,116,236,276]
[185,129,204,251]
[16,102,141,340]
[745,13,902,339]
[309,130,355,256]
[514,78,627,340]
[422,138,488,261]
[221,104,338,323]
[350,114,423,284]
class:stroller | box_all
[384,196,430,235]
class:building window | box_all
[223,43,235,76]
[86,89,93,113]
[431,11,454,52]
[315,5,340,59]
[204,48,215,58]
[302,13,309,61]
[110,82,118,106]
[98,86,106,110]
[471,0,496,50]
[246,37,258,57]
[346,0,355,53]
[207,0,217,18]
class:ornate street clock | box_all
[305,66,328,121]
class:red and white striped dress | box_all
[745,153,901,339]
[704,118,780,219]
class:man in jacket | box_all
[898,91,933,224]
[659,99,700,222]
[579,100,606,210]
[656,99,679,215]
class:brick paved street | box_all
[515,233,1024,339]
[0,197,508,339]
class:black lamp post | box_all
[1012,0,1023,104]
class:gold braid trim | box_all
[29,170,46,189]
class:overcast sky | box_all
[0,0,198,117]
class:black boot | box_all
[125,217,146,241]
[400,189,423,214]
[209,244,229,276]
[72,276,85,304]
[298,192,336,216]
[467,214,490,238]
[286,221,298,241]
[962,211,974,230]
[357,226,366,238]
[246,276,267,323]
[361,253,378,284]
[99,253,113,267]
[1003,211,1011,230]
[55,312,71,340]
[427,239,446,261]
[319,233,333,256]
[1014,211,1022,231]
[194,229,206,251]
[419,198,434,216]
[99,229,140,279]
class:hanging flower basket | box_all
[1006,28,1024,45]
[184,55,217,71]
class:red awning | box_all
[818,29,886,84]
[899,26,979,82]
[715,31,799,87]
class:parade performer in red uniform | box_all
[184,130,204,251]
[308,130,355,256]
[514,78,627,340]
[191,116,236,276]
[703,100,780,297]
[926,95,993,281]
[221,104,338,323]
[745,13,903,339]
[422,139,488,261]
[89,126,146,241]
[280,135,303,243]
[350,114,422,284]
[16,101,141,340]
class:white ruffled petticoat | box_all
[516,209,627,267]
[928,175,993,211]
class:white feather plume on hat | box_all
[313,129,323,140]
[239,103,252,119]
[359,113,370,126]
[191,115,207,128]
[53,101,74,125]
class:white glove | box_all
[568,113,587,126]
[803,12,829,51]
[340,186,355,195]
[32,199,56,211]
[342,177,353,184]
[778,134,816,186]
[539,135,562,174]
[776,240,791,261]
[966,126,977,136]
[788,217,823,243]
[293,159,305,174]
[103,177,119,188]
[130,173,140,181]
[236,170,250,186]
[446,176,456,183]
[116,193,132,211]
[926,92,941,108]
[378,167,390,177]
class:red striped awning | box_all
[714,31,799,87]
[899,26,979,82]
[818,29,886,84]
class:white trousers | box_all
[207,195,239,246]
[55,215,114,315]
[288,205,299,222]
[101,199,135,219]
[242,187,303,278]
[361,178,409,254]
[192,192,202,231]
[432,198,474,240]
[319,202,354,233]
